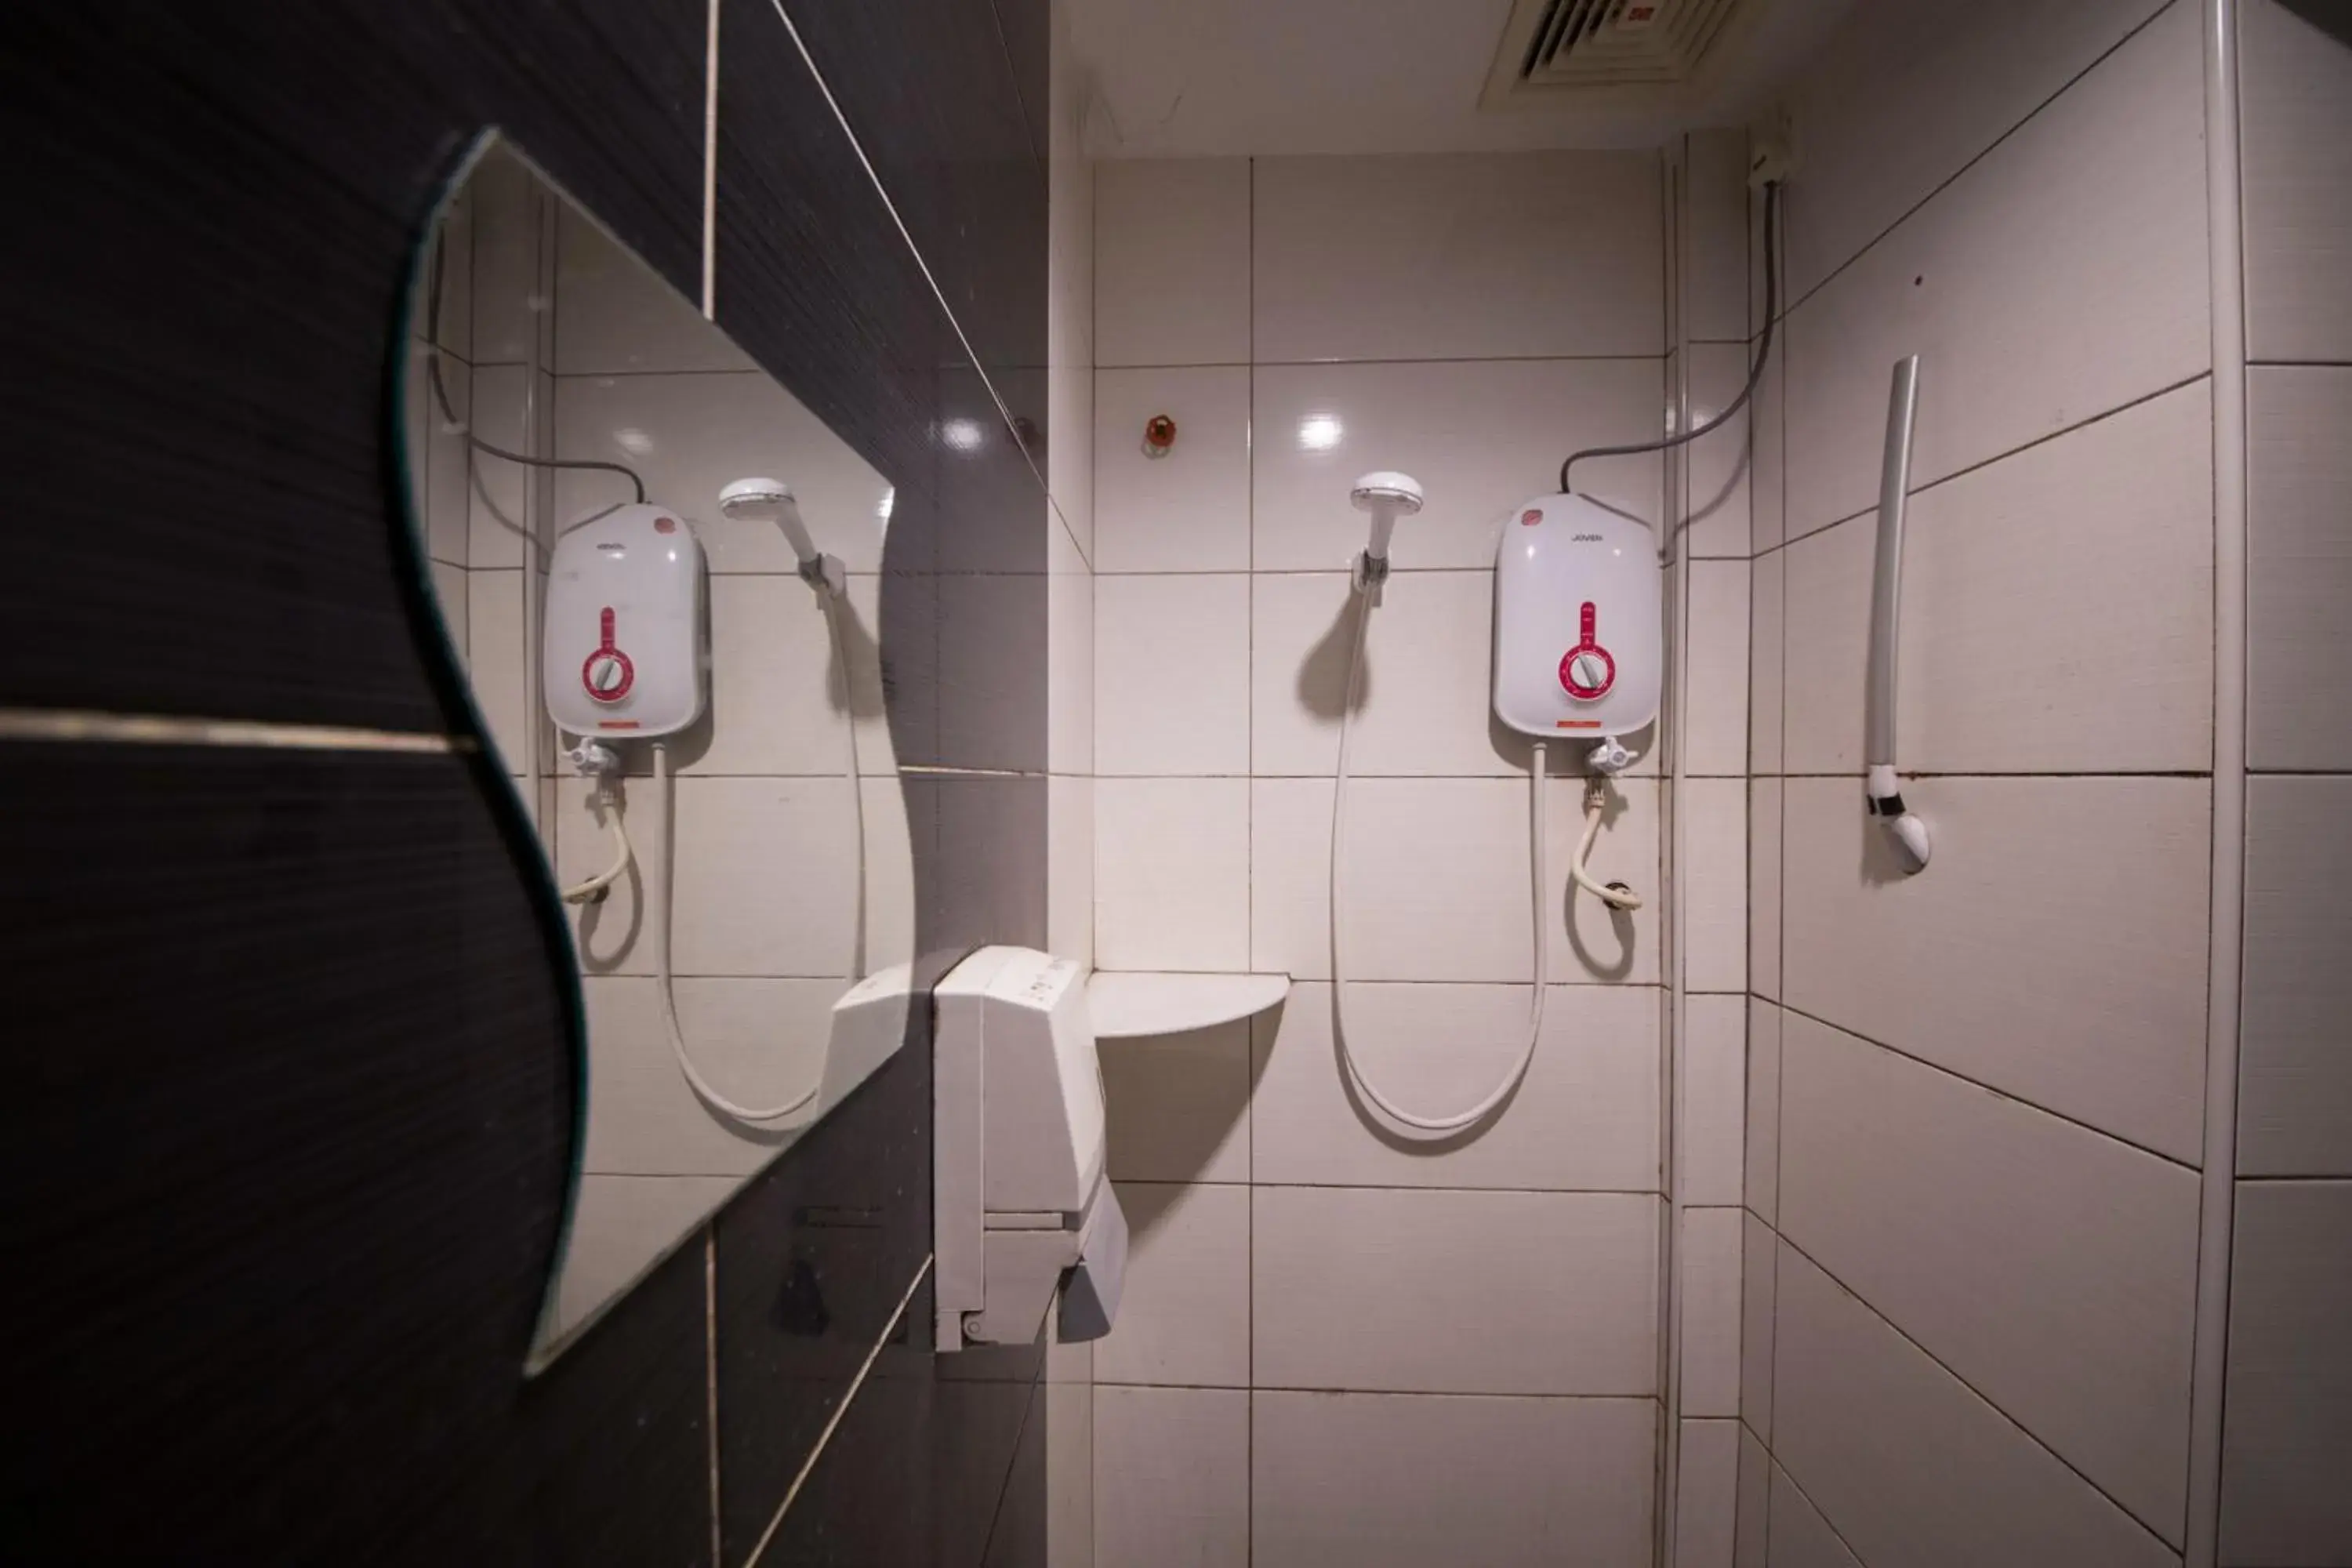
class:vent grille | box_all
[1494,0,1745,94]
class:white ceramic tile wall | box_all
[1093,148,1687,1564]
[1683,346,1756,561]
[1249,775,1660,985]
[2225,17,2352,1560]
[1682,1207,1744,1418]
[1093,777,1249,971]
[1740,1209,1775,1437]
[1682,131,1749,347]
[1094,573,1249,774]
[1773,1242,2177,1568]
[579,976,839,1172]
[1092,1385,1249,1568]
[2219,1181,2352,1565]
[1748,548,1782,775]
[1251,570,1584,780]
[1744,1000,1780,1226]
[2240,775,2352,1178]
[1781,775,2210,1161]
[1253,1392,1656,1568]
[1745,4,2229,1562]
[1734,1429,1771,1568]
[1677,1417,1740,1568]
[1683,561,1750,775]
[1778,1011,2198,1540]
[552,371,893,574]
[1778,0,2169,300]
[1094,1181,1250,1388]
[1250,982,1658,1191]
[1252,358,1664,571]
[1681,993,1746,1207]
[1094,160,1250,367]
[1102,1021,1250,1185]
[1780,0,2208,540]
[1250,153,1661,362]
[1780,380,2214,776]
[2239,0,2352,365]
[1747,779,1780,1002]
[1252,1186,1656,1396]
[1681,777,1747,995]
[1764,1461,1864,1568]
[2247,366,2352,771]
[1092,368,1250,571]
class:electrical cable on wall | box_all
[423,231,648,509]
[1558,179,1781,496]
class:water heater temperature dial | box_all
[1557,602,1615,700]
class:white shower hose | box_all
[1330,590,1639,1134]
[569,588,865,1124]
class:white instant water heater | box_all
[544,503,708,739]
[1492,492,1661,745]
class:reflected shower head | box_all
[1349,470,1424,563]
[719,475,818,565]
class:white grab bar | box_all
[1865,356,1932,873]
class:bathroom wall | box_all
[1083,148,1696,1564]
[2,0,1065,1560]
[1739,2,2217,1564]
[2221,2,2352,1561]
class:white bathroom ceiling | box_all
[1069,0,1854,158]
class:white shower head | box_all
[1350,470,1424,563]
[719,475,819,565]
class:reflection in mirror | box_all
[397,136,914,1370]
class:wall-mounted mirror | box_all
[396,136,915,1369]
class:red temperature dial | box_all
[582,606,636,703]
[1558,601,1615,701]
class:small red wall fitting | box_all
[1142,414,1177,457]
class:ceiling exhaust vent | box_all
[1483,0,1749,103]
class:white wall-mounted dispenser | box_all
[1492,491,1661,753]
[543,503,709,739]
[933,946,1127,1351]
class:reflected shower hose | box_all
[1330,592,1637,1134]
[641,592,865,1124]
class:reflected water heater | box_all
[543,503,710,739]
[1492,492,1661,750]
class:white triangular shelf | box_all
[1084,971,1291,1040]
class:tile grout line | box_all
[753,0,1035,484]
[1757,371,2214,561]
[1772,0,2181,325]
[1243,151,1258,1568]
[705,1228,722,1568]
[740,1254,931,1568]
[1772,996,2205,1174]
[1773,1229,2187,1555]
[1766,1448,1878,1568]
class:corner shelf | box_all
[1085,971,1292,1040]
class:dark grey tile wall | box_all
[0,0,1057,1559]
